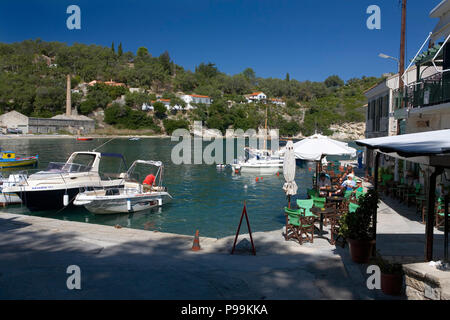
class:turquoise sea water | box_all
[0,137,361,238]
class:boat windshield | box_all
[43,162,92,173]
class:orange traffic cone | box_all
[192,230,201,251]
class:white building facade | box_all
[245,92,267,103]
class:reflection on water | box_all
[0,137,360,238]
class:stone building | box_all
[0,111,95,134]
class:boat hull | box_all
[231,163,283,174]
[16,188,81,211]
[79,193,170,214]
[0,192,21,205]
[0,157,38,168]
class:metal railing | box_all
[393,70,450,110]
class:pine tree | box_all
[111,41,115,53]
[118,42,123,57]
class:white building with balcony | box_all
[393,0,450,134]
[245,92,267,103]
[180,94,211,109]
[364,66,438,139]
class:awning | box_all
[356,129,450,168]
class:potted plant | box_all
[373,251,403,296]
[339,188,379,263]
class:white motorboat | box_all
[231,156,284,174]
[74,160,172,214]
[232,146,283,174]
[3,151,127,211]
[0,174,26,205]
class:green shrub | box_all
[153,101,167,119]
[163,118,189,135]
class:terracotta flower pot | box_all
[347,238,375,263]
[381,273,403,296]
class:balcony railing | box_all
[393,71,450,110]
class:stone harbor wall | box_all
[403,262,450,300]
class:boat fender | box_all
[63,194,69,207]
[158,198,163,206]
[127,199,132,211]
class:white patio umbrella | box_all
[282,140,297,207]
[293,133,357,161]
[293,133,357,189]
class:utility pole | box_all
[66,74,71,117]
[399,0,407,89]
[397,0,407,135]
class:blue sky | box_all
[0,0,441,81]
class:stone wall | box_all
[28,118,95,134]
[329,122,366,140]
[403,262,450,300]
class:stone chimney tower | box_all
[66,74,71,116]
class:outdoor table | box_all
[310,206,336,241]
[320,186,337,196]
[327,195,345,203]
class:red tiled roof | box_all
[190,94,210,98]
[250,91,263,96]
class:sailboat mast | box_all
[264,106,268,150]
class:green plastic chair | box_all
[381,174,393,185]
[435,197,448,228]
[349,202,360,213]
[296,199,315,217]
[406,183,422,207]
[311,195,326,208]
[307,188,318,199]
[284,207,301,227]
[344,189,353,200]
[284,207,315,244]
[355,190,365,200]
[380,174,393,194]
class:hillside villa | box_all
[181,94,212,109]
[245,91,267,103]
[88,80,126,87]
[269,98,286,106]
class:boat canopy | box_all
[127,160,162,172]
[101,152,128,170]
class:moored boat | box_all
[231,157,283,174]
[74,160,172,214]
[0,151,38,169]
[0,174,26,206]
[77,137,93,141]
[3,151,127,211]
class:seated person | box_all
[142,174,155,192]
[318,172,331,196]
[331,174,356,196]
[354,178,364,193]
[342,164,355,180]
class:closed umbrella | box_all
[283,140,297,208]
